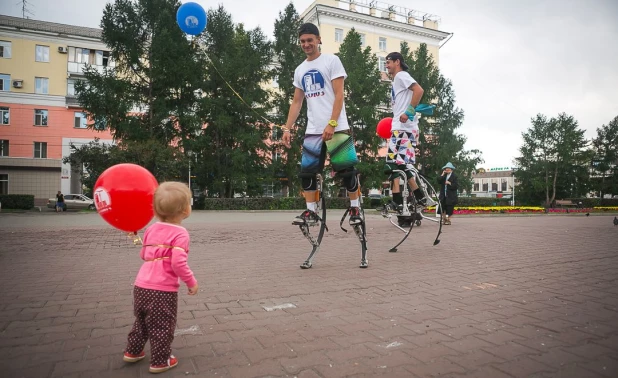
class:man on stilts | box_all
[282,23,367,269]
[383,52,428,220]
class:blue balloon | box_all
[176,2,207,35]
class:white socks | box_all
[306,202,317,212]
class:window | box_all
[67,78,76,96]
[379,56,386,72]
[482,182,488,192]
[492,182,498,191]
[379,37,387,51]
[95,50,103,66]
[0,174,7,194]
[35,77,49,94]
[271,127,281,141]
[34,142,47,158]
[272,75,279,88]
[93,117,107,131]
[335,28,343,43]
[35,45,50,62]
[473,182,479,192]
[272,151,281,162]
[74,112,87,128]
[0,74,9,91]
[359,33,366,47]
[501,178,508,191]
[0,107,8,125]
[0,140,8,157]
[34,109,48,126]
[0,41,11,58]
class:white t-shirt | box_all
[391,71,420,133]
[293,54,350,135]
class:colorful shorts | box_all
[386,130,417,166]
[301,133,359,173]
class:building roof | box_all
[0,14,102,39]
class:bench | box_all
[555,200,579,208]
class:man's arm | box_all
[282,87,305,148]
[285,87,305,129]
[409,82,424,108]
[400,82,424,122]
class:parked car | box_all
[47,194,95,211]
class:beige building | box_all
[471,167,516,203]
[0,15,115,204]
[300,0,451,72]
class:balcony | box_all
[67,63,106,77]
[65,95,80,108]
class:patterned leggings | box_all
[125,286,178,366]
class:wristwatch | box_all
[328,120,338,127]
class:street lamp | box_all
[187,151,196,207]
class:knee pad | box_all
[386,163,412,181]
[298,172,317,191]
[338,168,359,192]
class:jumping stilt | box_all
[339,174,368,268]
[297,174,328,269]
[382,165,443,252]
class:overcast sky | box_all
[4,0,618,168]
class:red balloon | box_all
[376,117,393,139]
[93,163,158,232]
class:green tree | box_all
[271,2,306,196]
[515,113,588,206]
[76,0,205,145]
[69,0,204,189]
[336,28,389,192]
[63,139,187,194]
[189,6,273,198]
[592,116,618,199]
[401,42,482,193]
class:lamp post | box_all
[187,151,195,207]
[511,169,516,206]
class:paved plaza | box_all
[0,211,617,377]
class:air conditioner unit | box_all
[12,80,23,88]
[58,46,68,54]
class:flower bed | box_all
[424,206,618,215]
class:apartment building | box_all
[0,15,114,203]
[300,0,450,74]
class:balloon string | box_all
[128,232,143,245]
[191,38,289,132]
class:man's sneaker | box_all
[123,350,145,363]
[349,207,364,226]
[384,201,402,213]
[149,355,178,374]
[414,197,428,212]
[292,209,319,225]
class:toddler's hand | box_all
[188,284,199,295]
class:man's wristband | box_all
[404,104,416,118]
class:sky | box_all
[4,0,618,169]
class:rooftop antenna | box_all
[17,0,35,19]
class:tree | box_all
[401,42,482,192]
[69,0,204,189]
[336,28,390,192]
[515,113,588,206]
[271,2,306,196]
[76,0,205,145]
[592,116,618,199]
[62,139,187,194]
[189,6,273,198]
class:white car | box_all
[47,194,95,211]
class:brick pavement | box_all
[0,212,617,377]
